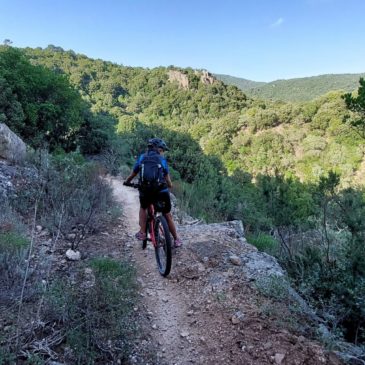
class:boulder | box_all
[200,70,215,85]
[167,70,189,90]
[0,123,26,163]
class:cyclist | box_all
[124,138,182,248]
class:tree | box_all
[343,78,365,139]
[0,45,84,150]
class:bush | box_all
[255,275,309,334]
[15,150,119,249]
[247,232,279,254]
[45,258,137,364]
[0,203,28,301]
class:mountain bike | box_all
[124,182,172,277]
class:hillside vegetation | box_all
[214,73,266,90]
[218,72,365,102]
[1,45,365,353]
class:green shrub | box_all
[247,233,279,254]
[0,204,28,296]
[0,348,16,365]
[0,231,28,250]
[45,258,137,364]
[16,150,120,249]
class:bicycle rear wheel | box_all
[154,215,172,277]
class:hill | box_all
[22,46,364,190]
[214,73,266,90]
[217,72,365,102]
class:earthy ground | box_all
[110,177,342,365]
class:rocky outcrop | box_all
[178,221,285,280]
[167,70,189,90]
[0,123,26,163]
[167,70,216,90]
[200,70,215,85]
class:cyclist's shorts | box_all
[139,190,171,214]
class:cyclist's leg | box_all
[137,192,150,239]
[139,207,147,233]
[165,213,177,240]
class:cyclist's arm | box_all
[125,155,143,184]
[125,171,138,184]
[165,174,173,189]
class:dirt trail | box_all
[111,177,342,365]
[112,179,201,365]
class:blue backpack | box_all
[139,153,166,192]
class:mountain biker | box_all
[123,138,182,248]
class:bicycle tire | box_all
[154,215,172,276]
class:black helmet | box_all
[147,138,169,151]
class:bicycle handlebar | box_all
[123,181,139,189]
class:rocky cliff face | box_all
[0,123,26,163]
[167,70,217,90]
[167,70,189,90]
[199,70,215,85]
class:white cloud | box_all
[271,17,284,28]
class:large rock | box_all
[200,70,215,85]
[0,123,26,163]
[167,70,189,90]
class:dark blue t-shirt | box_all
[133,150,169,192]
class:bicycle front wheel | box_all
[154,215,172,277]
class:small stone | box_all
[180,330,189,338]
[66,249,81,261]
[187,310,194,316]
[231,311,244,324]
[152,324,158,330]
[162,298,169,303]
[197,263,205,272]
[36,225,43,232]
[38,229,49,237]
[67,233,76,240]
[231,315,240,325]
[274,353,285,364]
[229,255,242,266]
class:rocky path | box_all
[111,177,342,365]
[111,179,205,365]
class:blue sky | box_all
[1,0,364,81]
